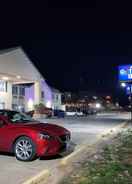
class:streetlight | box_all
[127,86,130,91]
[95,103,101,108]
[121,82,126,87]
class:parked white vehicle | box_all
[76,112,83,116]
[66,111,83,116]
[66,111,77,116]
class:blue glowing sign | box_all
[119,65,132,82]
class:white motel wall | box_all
[0,47,62,111]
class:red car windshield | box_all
[0,110,34,123]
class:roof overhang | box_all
[0,72,36,84]
[0,47,43,83]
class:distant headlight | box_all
[38,133,52,140]
[95,103,101,108]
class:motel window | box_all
[0,103,5,109]
[19,87,25,96]
[12,86,18,95]
[56,94,58,100]
[22,88,25,96]
[12,104,18,111]
[41,91,44,99]
[52,93,54,99]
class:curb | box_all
[60,121,128,167]
[22,169,50,184]
[97,121,128,139]
[22,121,128,184]
[60,144,92,166]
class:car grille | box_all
[59,144,67,152]
[59,134,70,142]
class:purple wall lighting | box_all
[25,85,34,102]
[41,80,52,108]
[25,80,53,109]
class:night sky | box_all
[0,1,132,98]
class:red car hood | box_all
[14,122,70,136]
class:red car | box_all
[0,110,71,161]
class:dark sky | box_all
[0,1,132,97]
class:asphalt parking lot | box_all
[0,112,129,184]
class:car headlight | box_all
[39,133,52,140]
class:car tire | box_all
[14,136,36,161]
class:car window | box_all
[0,111,35,123]
[11,113,22,122]
[0,111,4,115]
[0,111,8,116]
[10,112,34,123]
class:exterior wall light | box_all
[2,76,9,80]
[16,75,21,79]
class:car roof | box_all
[0,110,18,114]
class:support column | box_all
[34,81,41,105]
[5,82,12,109]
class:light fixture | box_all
[2,76,9,80]
[16,75,21,79]
[46,101,52,108]
[95,103,101,108]
[127,86,130,90]
[28,98,34,110]
[121,82,126,87]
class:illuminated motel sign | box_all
[119,65,132,82]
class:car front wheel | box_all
[14,136,36,161]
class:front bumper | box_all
[36,134,71,157]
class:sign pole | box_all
[128,83,132,122]
[119,65,132,122]
[130,83,132,122]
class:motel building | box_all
[0,47,62,112]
